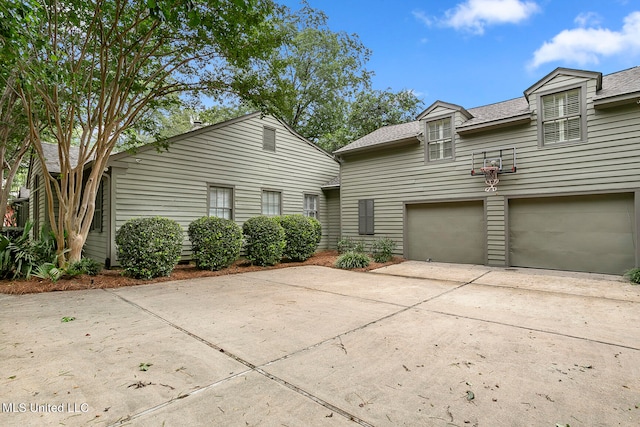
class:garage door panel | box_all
[407,201,485,264]
[509,193,635,274]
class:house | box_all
[334,66,640,275]
[30,113,340,265]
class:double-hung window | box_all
[303,194,318,218]
[541,88,582,145]
[427,117,453,161]
[262,190,281,216]
[209,186,233,219]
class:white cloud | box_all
[442,0,540,34]
[574,12,602,28]
[412,10,434,27]
[529,11,640,69]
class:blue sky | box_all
[281,0,640,109]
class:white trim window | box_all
[427,117,453,161]
[209,186,233,219]
[262,190,281,216]
[541,88,581,144]
[304,194,318,218]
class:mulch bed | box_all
[0,251,404,295]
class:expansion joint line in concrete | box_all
[104,289,375,427]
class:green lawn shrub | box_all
[336,236,366,254]
[277,214,322,261]
[624,268,640,284]
[115,217,183,279]
[188,216,243,271]
[66,257,103,277]
[242,216,285,266]
[0,222,56,279]
[335,251,370,269]
[371,237,396,263]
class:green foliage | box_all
[242,216,285,266]
[371,237,396,263]
[624,268,640,284]
[66,258,103,277]
[188,216,243,271]
[115,217,183,279]
[32,262,64,282]
[0,222,57,279]
[336,236,366,254]
[277,215,321,261]
[335,251,370,269]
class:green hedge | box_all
[188,216,242,271]
[277,214,321,261]
[115,217,183,279]
[335,251,370,269]
[242,216,285,266]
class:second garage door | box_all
[509,193,636,274]
[406,201,485,264]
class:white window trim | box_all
[425,115,455,162]
[208,184,234,220]
[303,193,319,219]
[537,82,587,147]
[261,189,282,216]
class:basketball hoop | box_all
[480,166,499,192]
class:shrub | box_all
[66,258,103,277]
[625,268,640,284]
[188,216,243,271]
[242,216,285,266]
[115,217,183,279]
[335,251,370,269]
[33,262,64,282]
[371,237,396,263]
[277,215,322,261]
[336,236,366,254]
[0,222,56,279]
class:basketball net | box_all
[480,166,499,192]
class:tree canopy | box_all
[3,0,283,263]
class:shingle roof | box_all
[333,121,421,154]
[594,66,640,101]
[40,142,81,173]
[321,175,340,189]
[335,66,640,155]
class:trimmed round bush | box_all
[242,216,285,266]
[188,216,242,271]
[335,251,370,269]
[115,217,183,279]
[371,237,396,263]
[277,214,322,262]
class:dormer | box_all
[417,101,472,162]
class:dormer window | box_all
[539,86,586,145]
[426,117,453,161]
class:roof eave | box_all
[334,135,420,156]
[457,113,532,135]
[593,92,640,109]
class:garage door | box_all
[509,193,635,274]
[406,201,485,264]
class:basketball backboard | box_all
[470,147,517,176]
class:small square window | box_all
[304,194,318,218]
[262,190,281,216]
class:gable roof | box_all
[109,111,336,163]
[335,65,640,154]
[333,121,421,155]
[39,142,81,173]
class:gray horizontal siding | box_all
[110,115,339,261]
[339,74,640,266]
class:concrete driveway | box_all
[1,262,639,426]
